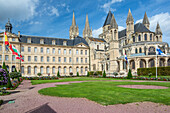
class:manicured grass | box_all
[31,77,125,85]
[140,76,170,78]
[38,81,170,105]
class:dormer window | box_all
[27,38,31,43]
[40,39,44,44]
[52,40,55,45]
[63,41,67,46]
[12,38,15,41]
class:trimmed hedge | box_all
[88,71,102,76]
[137,66,170,76]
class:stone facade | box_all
[0,10,170,76]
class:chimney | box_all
[18,31,20,38]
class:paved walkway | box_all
[0,80,170,113]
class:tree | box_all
[127,69,132,79]
[57,71,60,77]
[2,62,8,74]
[87,72,90,77]
[14,68,17,72]
[2,62,12,88]
[103,70,106,78]
[77,72,79,77]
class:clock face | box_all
[149,46,155,52]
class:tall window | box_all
[52,66,55,74]
[12,55,15,61]
[34,66,37,74]
[85,58,87,63]
[34,56,37,62]
[53,57,55,62]
[138,35,141,41]
[64,57,66,62]
[64,67,66,74]
[135,48,138,54]
[69,57,72,62]
[81,58,83,63]
[85,50,87,55]
[81,50,83,55]
[69,67,72,73]
[81,67,83,74]
[28,56,31,61]
[69,49,71,54]
[52,48,55,54]
[21,46,24,52]
[0,55,2,61]
[41,56,43,62]
[34,47,37,53]
[47,56,50,62]
[52,40,55,45]
[40,66,43,74]
[41,47,43,53]
[76,50,78,54]
[0,37,2,41]
[150,34,152,41]
[97,45,99,50]
[58,57,61,62]
[27,38,31,43]
[28,66,31,74]
[28,47,31,52]
[46,66,50,74]
[0,45,2,51]
[139,48,142,53]
[144,34,147,41]
[58,49,61,54]
[133,36,135,42]
[12,38,15,41]
[64,49,66,54]
[21,66,24,74]
[40,39,44,44]
[5,55,9,61]
[76,67,79,72]
[58,66,61,73]
[47,48,50,53]
[76,57,79,62]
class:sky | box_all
[0,0,170,43]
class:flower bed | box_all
[22,76,59,80]
[5,78,23,90]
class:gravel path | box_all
[0,80,170,113]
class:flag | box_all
[16,56,24,62]
[5,32,10,45]
[156,46,167,56]
[125,53,128,64]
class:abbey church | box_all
[0,9,169,76]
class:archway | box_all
[130,60,135,70]
[159,58,165,67]
[140,59,146,68]
[148,59,155,67]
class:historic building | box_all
[0,9,170,76]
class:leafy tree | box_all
[127,69,132,79]
[57,71,60,77]
[37,73,42,77]
[103,70,106,78]
[87,72,90,77]
[77,72,79,77]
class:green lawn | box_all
[31,77,125,85]
[38,81,170,105]
[140,76,170,78]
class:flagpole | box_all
[156,54,157,78]
[2,31,5,65]
[11,51,12,72]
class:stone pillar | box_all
[146,59,149,68]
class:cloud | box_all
[0,28,5,32]
[136,12,170,43]
[29,21,42,25]
[50,6,59,17]
[0,0,39,21]
[92,26,125,38]
[92,27,103,38]
[102,0,123,13]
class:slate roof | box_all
[20,35,89,47]
[118,23,152,38]
[103,10,112,27]
[88,37,106,42]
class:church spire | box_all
[142,12,150,29]
[5,18,12,33]
[155,22,162,35]
[69,11,79,39]
[110,13,118,29]
[83,14,92,38]
[126,9,134,23]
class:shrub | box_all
[14,68,17,72]
[57,71,60,77]
[0,100,3,105]
[2,63,12,88]
[148,73,152,77]
[2,62,8,74]
[103,70,106,78]
[96,71,102,75]
[89,71,94,75]
[9,72,21,79]
[0,69,8,85]
[70,72,73,76]
[127,69,132,79]
[94,72,97,76]
[87,72,90,77]
[113,72,118,77]
[77,72,79,77]
[37,73,42,77]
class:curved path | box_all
[0,80,170,113]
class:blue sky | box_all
[0,0,170,43]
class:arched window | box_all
[34,66,37,74]
[140,60,146,68]
[144,34,147,41]
[168,59,170,66]
[138,35,141,41]
[114,30,117,39]
[12,65,15,72]
[69,67,72,73]
[28,66,31,74]
[81,67,83,74]
[156,36,158,41]
[159,59,165,67]
[135,48,138,53]
[40,66,43,74]
[85,67,88,75]
[64,67,66,74]
[150,34,152,41]
[46,66,50,74]
[58,66,61,73]
[52,66,55,74]
[21,66,24,74]
[133,36,135,42]
[76,67,79,73]
[6,65,9,71]
[149,59,155,67]
[139,48,142,53]
[123,61,127,69]
[106,63,108,71]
